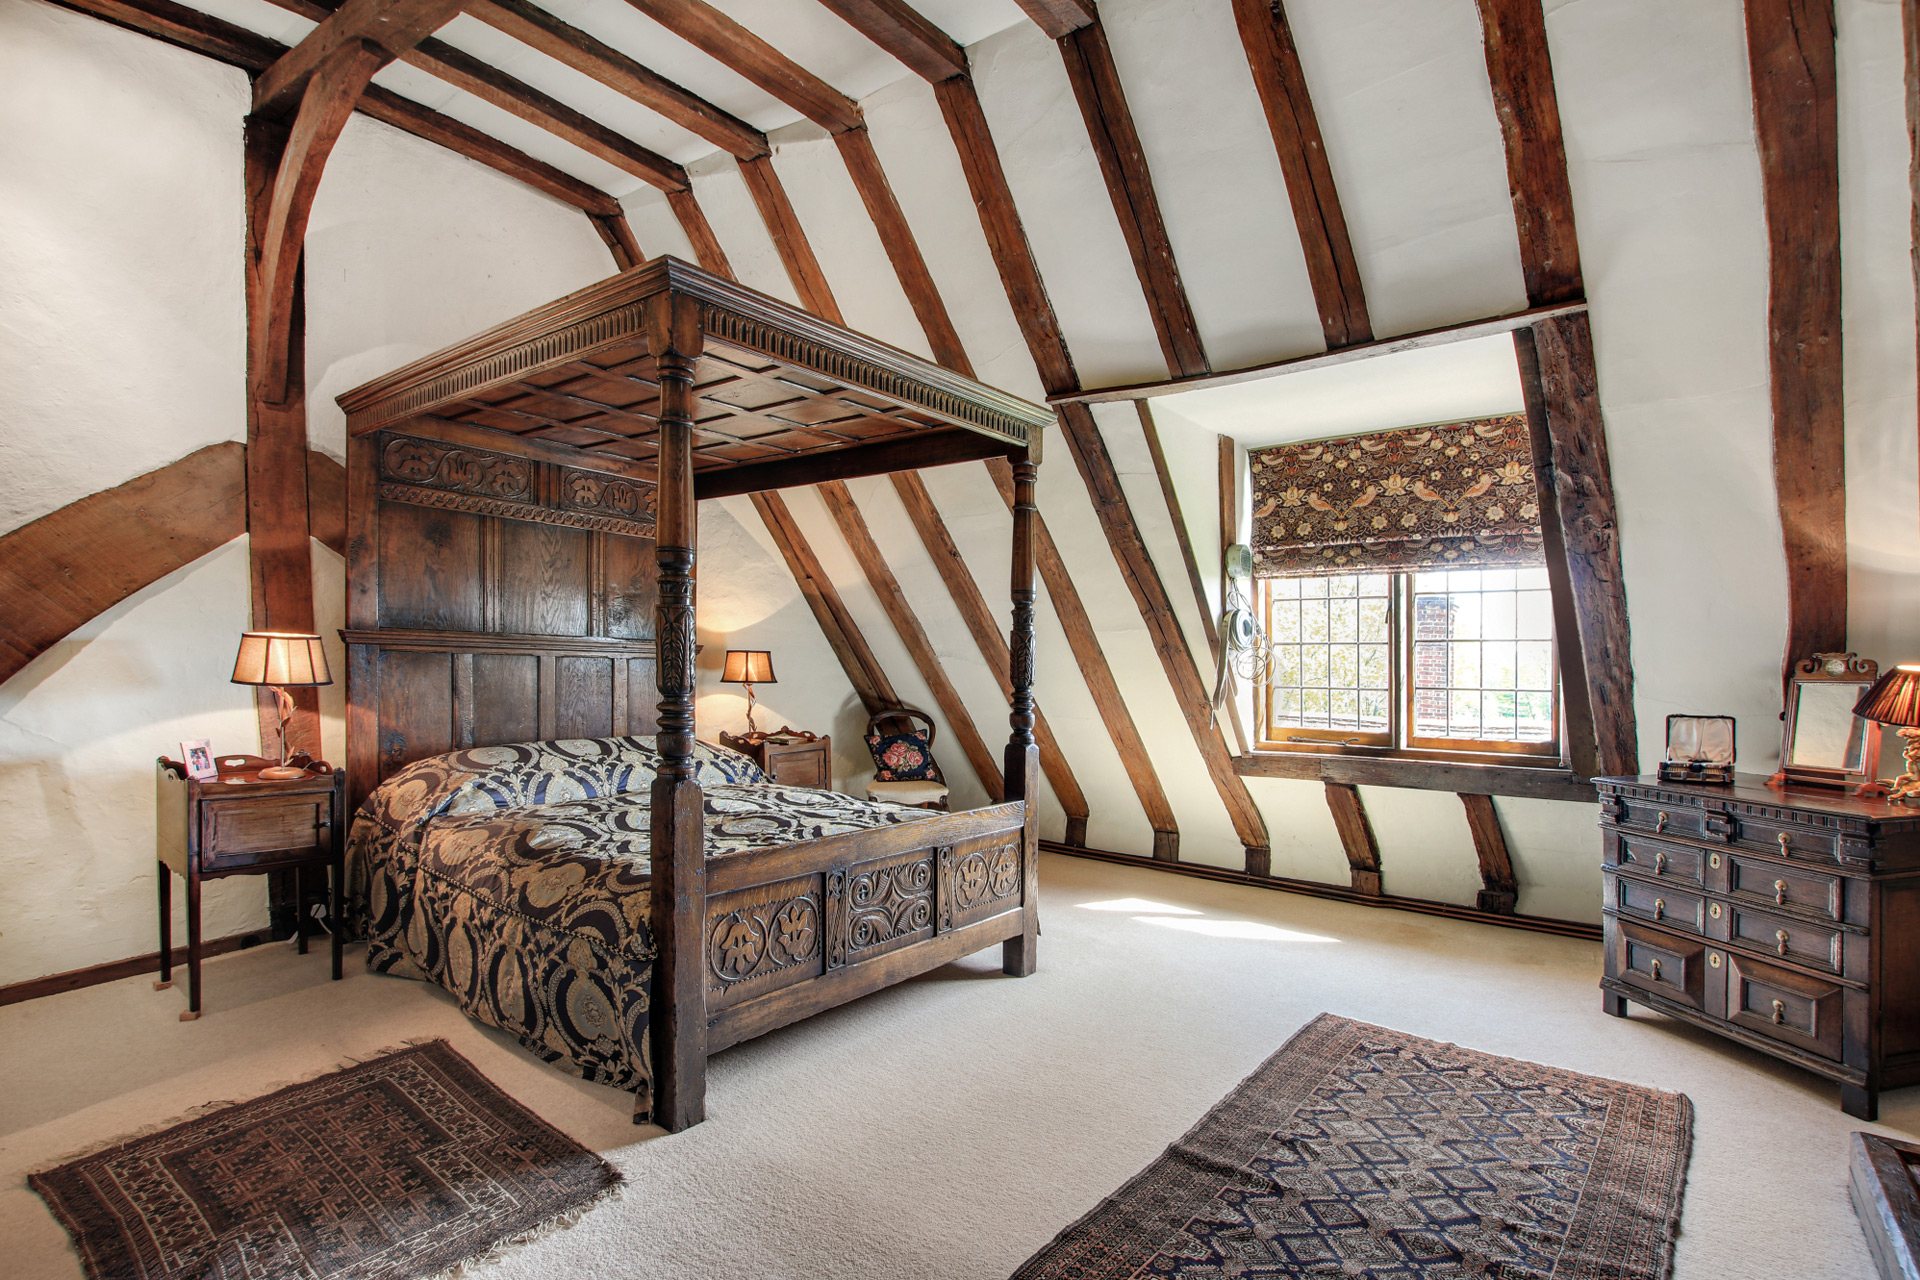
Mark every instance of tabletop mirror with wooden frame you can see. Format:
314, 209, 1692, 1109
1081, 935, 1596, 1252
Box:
1770, 652, 1881, 792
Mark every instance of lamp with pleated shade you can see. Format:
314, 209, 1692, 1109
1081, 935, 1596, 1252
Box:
721, 649, 775, 736
1854, 664, 1920, 801
231, 632, 332, 779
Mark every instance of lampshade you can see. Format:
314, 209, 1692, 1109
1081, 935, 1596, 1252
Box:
721, 650, 775, 685
231, 632, 332, 687
1854, 664, 1920, 727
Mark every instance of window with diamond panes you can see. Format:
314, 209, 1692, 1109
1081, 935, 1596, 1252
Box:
1256, 569, 1558, 759
1261, 574, 1393, 746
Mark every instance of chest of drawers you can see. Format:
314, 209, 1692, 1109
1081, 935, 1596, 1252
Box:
1598, 775, 1920, 1119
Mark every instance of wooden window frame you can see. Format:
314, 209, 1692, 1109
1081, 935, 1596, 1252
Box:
1255, 570, 1562, 766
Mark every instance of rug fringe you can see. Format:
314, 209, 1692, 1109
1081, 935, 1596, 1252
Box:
29, 1038, 452, 1175
415, 1177, 627, 1280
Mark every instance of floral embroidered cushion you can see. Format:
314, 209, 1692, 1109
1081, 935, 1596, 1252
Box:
865, 729, 943, 783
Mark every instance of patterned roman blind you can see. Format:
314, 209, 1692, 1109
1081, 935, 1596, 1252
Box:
1248, 414, 1545, 577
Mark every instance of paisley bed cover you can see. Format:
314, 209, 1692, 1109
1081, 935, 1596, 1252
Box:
348, 736, 935, 1100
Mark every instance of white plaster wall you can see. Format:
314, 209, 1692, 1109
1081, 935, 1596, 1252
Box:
303, 112, 616, 464
0, 542, 265, 986
0, 0, 247, 535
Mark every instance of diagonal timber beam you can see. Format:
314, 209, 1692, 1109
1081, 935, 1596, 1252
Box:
254, 0, 466, 118
1057, 403, 1270, 867
1742, 0, 1846, 673
1057, 18, 1208, 379
890, 472, 1091, 845
1015, 0, 1094, 40
817, 482, 1005, 801
1231, 0, 1370, 348
985, 458, 1179, 860
620, 0, 862, 134
469, 0, 769, 159
812, 0, 967, 83
739, 157, 844, 323
1459, 793, 1518, 914
1475, 0, 1583, 307
749, 492, 898, 714
1324, 783, 1382, 896
589, 210, 645, 270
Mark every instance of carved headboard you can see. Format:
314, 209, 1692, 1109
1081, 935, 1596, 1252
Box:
343, 420, 660, 808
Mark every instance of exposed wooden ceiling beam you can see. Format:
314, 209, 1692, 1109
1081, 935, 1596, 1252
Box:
0, 444, 247, 686
620, 0, 862, 134
1053, 300, 1587, 404
1459, 793, 1518, 915
1742, 0, 1846, 671
1323, 783, 1381, 896
1014, 0, 1094, 40
1475, 0, 1583, 307
44, 0, 279, 68
889, 471, 1091, 845
403, 35, 689, 190
835, 127, 973, 374
663, 189, 733, 276
934, 77, 1076, 395
739, 156, 844, 322
983, 457, 1180, 861
811, 0, 966, 83
357, 85, 621, 213
1057, 19, 1208, 378
255, 0, 467, 118
748, 491, 899, 714
1232, 0, 1370, 348
468, 0, 769, 159
817, 481, 1005, 801
588, 209, 644, 269
1056, 402, 1269, 867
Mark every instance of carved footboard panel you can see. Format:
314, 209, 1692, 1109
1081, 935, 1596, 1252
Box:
703, 802, 1032, 1053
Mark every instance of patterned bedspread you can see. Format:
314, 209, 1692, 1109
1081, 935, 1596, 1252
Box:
346, 736, 933, 1100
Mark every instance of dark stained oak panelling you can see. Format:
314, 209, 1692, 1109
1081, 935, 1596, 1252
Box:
495, 520, 591, 636
379, 649, 454, 772
556, 655, 616, 738
376, 504, 485, 631
472, 652, 540, 745
603, 533, 657, 640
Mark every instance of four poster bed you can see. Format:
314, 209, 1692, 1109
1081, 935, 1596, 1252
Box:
336, 256, 1052, 1131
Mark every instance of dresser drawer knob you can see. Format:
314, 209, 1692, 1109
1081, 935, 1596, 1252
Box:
1778, 832, 1792, 849
1772, 999, 1786, 1025
1649, 958, 1663, 981
316, 817, 332, 829
1774, 878, 1788, 905
1655, 811, 1670, 833
1776, 929, 1791, 956
1654, 850, 1668, 875
1653, 898, 1666, 920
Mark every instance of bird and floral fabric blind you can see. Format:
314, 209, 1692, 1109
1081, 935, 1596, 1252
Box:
1248, 414, 1545, 577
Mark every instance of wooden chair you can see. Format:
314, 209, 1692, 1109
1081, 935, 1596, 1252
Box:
863, 707, 950, 811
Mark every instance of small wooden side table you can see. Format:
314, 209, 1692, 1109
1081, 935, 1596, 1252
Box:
719, 729, 831, 790
156, 753, 345, 1020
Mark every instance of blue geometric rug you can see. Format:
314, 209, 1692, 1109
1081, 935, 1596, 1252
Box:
1012, 1014, 1691, 1279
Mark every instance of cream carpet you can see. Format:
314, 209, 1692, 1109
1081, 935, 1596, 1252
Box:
0, 852, 1898, 1278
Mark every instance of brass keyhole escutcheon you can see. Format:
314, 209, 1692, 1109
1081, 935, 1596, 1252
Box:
1656, 811, 1670, 833
1776, 929, 1791, 956
1774, 879, 1789, 905
1649, 958, 1663, 981
1653, 898, 1666, 920
1654, 850, 1668, 874
1778, 831, 1792, 849
1709, 903, 1722, 919
1772, 999, 1787, 1025
1709, 852, 1722, 870
1709, 951, 1722, 968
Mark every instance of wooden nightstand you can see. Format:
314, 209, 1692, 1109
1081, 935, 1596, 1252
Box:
156, 753, 345, 1020
719, 729, 831, 790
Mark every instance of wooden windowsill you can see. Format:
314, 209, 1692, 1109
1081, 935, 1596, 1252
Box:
1234, 750, 1598, 803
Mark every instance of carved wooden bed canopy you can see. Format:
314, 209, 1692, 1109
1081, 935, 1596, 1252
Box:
338, 255, 1054, 1130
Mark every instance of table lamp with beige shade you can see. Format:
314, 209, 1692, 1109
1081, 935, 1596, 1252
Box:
1854, 664, 1920, 801
721, 649, 775, 737
231, 632, 332, 779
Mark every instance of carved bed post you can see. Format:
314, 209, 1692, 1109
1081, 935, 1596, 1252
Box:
647, 291, 708, 1131
1002, 449, 1041, 978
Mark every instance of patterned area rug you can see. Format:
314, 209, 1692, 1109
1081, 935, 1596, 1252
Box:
30, 1041, 621, 1280
1013, 1014, 1691, 1280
